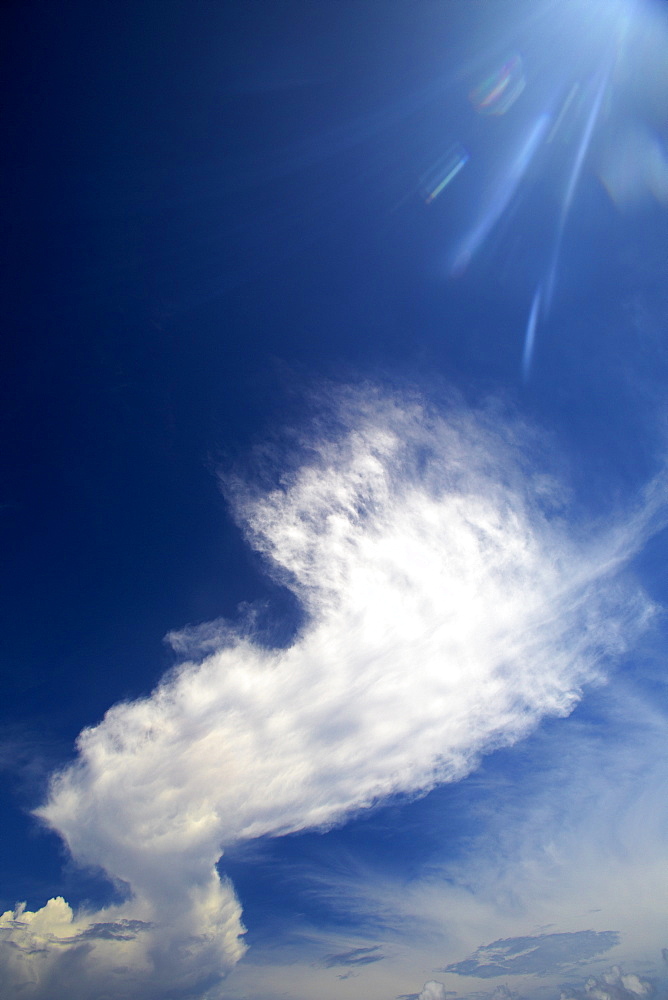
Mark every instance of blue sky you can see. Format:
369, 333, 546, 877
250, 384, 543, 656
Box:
2, 1, 668, 998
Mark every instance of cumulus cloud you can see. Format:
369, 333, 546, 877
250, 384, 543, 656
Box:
0, 887, 244, 1000
559, 965, 654, 999
397, 981, 452, 1000
418, 980, 450, 1000
4, 388, 659, 998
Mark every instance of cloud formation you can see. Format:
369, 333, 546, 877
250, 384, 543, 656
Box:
418, 981, 450, 1000
2, 388, 658, 997
444, 930, 620, 978
324, 945, 384, 968
559, 965, 654, 999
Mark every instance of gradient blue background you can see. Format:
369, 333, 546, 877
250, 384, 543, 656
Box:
2, 2, 668, 998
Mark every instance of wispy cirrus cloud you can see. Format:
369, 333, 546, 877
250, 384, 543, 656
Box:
1, 386, 661, 998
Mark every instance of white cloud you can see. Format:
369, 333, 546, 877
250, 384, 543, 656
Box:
5, 388, 659, 998
418, 980, 449, 1000
559, 965, 654, 999
0, 885, 245, 1000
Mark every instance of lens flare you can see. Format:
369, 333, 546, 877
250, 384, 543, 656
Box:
421, 144, 469, 204
469, 54, 526, 117
420, 0, 668, 378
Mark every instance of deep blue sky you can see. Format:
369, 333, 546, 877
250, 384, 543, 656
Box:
2, 3, 668, 999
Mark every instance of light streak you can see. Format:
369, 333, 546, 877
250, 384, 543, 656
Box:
451, 113, 551, 275
544, 68, 610, 314
425, 151, 469, 204
546, 82, 580, 144
522, 284, 542, 382
562, 72, 609, 219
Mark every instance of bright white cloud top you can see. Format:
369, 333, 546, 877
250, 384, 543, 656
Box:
1, 388, 660, 998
